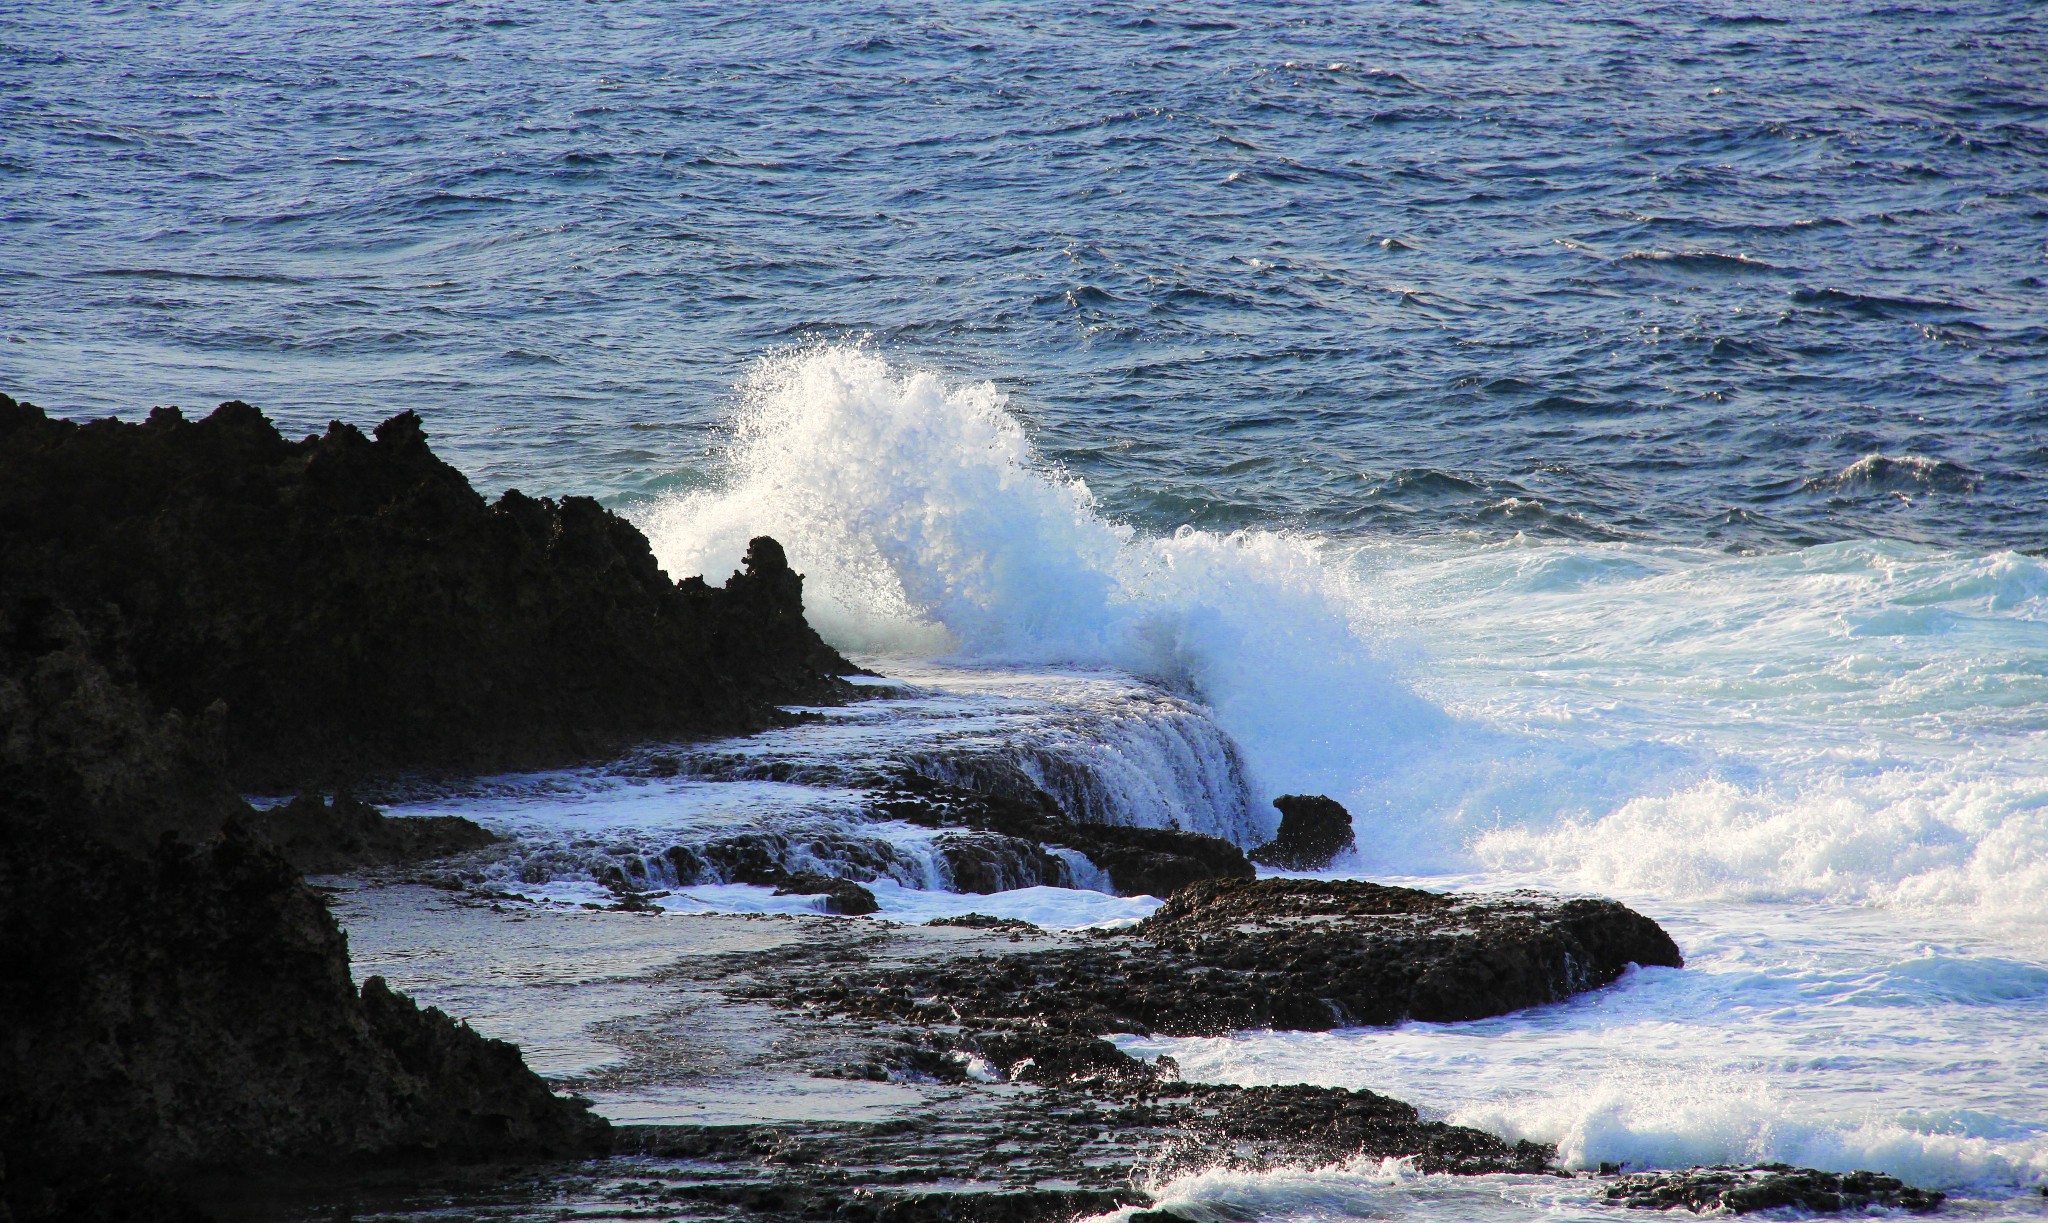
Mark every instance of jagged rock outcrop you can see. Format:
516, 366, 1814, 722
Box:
781, 877, 1684, 1036
0, 395, 859, 790
0, 396, 860, 1214
1249, 793, 1356, 869
0, 395, 857, 1209
0, 393, 880, 1217
0, 614, 606, 1220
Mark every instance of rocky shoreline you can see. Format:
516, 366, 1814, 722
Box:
777, 877, 1684, 1036
0, 394, 861, 789
0, 397, 859, 1218
0, 398, 1948, 1220
248, 889, 1947, 1222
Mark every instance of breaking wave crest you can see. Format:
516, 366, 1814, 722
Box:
642, 345, 2048, 929
640, 344, 1441, 809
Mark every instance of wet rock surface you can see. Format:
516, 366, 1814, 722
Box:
287, 900, 1553, 1221
779, 877, 1685, 1037
586, 1074, 1554, 1219
1249, 793, 1357, 869
0, 395, 859, 789
1603, 1164, 1946, 1214
232, 892, 1945, 1223
772, 871, 882, 916
870, 771, 1253, 897
241, 791, 498, 874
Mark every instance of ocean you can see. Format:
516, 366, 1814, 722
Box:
5, 0, 2047, 1217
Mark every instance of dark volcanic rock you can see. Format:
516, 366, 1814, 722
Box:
926, 913, 1044, 934
678, 920, 1559, 1213
1165, 1080, 1554, 1176
784, 877, 1684, 1036
773, 871, 882, 916
1604, 1164, 1945, 1214
1249, 793, 1356, 869
0, 484, 623, 1218
242, 791, 498, 874
0, 816, 608, 1211
649, 838, 890, 913
870, 771, 1253, 896
0, 395, 859, 789
944, 1023, 1548, 1177
935, 830, 1080, 894
659, 830, 923, 894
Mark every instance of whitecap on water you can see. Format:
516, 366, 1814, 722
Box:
453, 347, 2048, 1208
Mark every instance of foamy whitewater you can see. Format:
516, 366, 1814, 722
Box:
14, 2, 2046, 1213
618, 347, 2046, 1217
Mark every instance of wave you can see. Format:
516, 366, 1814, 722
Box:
1085, 1152, 2041, 1223
1458, 1080, 2048, 1192
639, 345, 1443, 807
1619, 250, 1787, 275
1474, 771, 2048, 919
1374, 538, 2048, 926
1791, 286, 1966, 318
1084, 1158, 1567, 1223
641, 346, 2048, 925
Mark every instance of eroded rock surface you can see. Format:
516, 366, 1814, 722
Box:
0, 395, 859, 789
1249, 793, 1357, 869
1604, 1164, 1946, 1214
784, 877, 1685, 1036
869, 771, 1254, 897
0, 397, 882, 1218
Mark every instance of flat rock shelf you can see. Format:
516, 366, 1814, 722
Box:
197, 879, 1937, 1222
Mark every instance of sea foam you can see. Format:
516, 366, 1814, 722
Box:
640, 344, 1441, 813
642, 345, 2048, 929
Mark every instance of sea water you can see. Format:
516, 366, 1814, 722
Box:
633, 347, 2048, 1215
6, 1, 2046, 1216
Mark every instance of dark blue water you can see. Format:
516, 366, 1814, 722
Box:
3, 0, 2045, 549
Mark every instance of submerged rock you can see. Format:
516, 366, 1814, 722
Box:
0, 396, 860, 790
1249, 793, 1356, 869
785, 877, 1684, 1036
1603, 1164, 1945, 1215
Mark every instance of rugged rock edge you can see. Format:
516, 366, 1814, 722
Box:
1604, 1164, 1946, 1215
781, 877, 1687, 1036
0, 394, 860, 790
0, 396, 866, 1220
